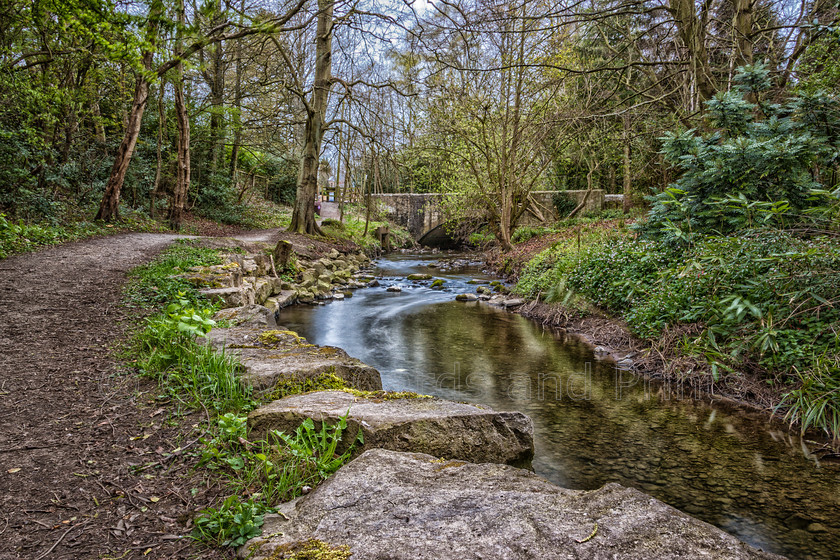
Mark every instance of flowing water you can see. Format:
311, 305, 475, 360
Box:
279, 253, 840, 560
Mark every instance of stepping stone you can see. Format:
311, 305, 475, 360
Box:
248, 390, 534, 468
206, 327, 381, 392
240, 449, 782, 560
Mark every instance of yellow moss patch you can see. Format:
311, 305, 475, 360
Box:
259, 329, 306, 345
265, 372, 349, 401
341, 388, 432, 402
433, 460, 468, 472
267, 539, 352, 560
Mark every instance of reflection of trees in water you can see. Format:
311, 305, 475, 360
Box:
288, 287, 840, 560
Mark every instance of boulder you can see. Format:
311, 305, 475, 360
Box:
252, 278, 273, 304
265, 290, 296, 310
206, 327, 381, 392
455, 293, 478, 302
503, 298, 526, 308
247, 391, 534, 468
407, 273, 432, 281
199, 286, 255, 308
240, 449, 783, 560
386, 285, 402, 292
213, 305, 276, 328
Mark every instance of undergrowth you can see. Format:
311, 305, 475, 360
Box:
514, 228, 840, 442
320, 205, 413, 251
124, 242, 360, 550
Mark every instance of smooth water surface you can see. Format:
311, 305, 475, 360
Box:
279, 254, 840, 560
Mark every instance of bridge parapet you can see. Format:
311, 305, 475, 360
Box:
370, 193, 446, 241
371, 189, 609, 245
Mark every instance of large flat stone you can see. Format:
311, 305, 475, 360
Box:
213, 305, 276, 328
248, 390, 534, 468
206, 327, 381, 392
240, 449, 783, 560
199, 286, 255, 308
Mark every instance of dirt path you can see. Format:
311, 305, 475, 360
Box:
0, 233, 241, 559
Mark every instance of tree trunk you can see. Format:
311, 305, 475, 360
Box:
229, 0, 244, 180
623, 114, 632, 214
95, 0, 162, 222
288, 0, 333, 235
669, 0, 716, 103
209, 38, 225, 173
733, 0, 754, 68
169, 0, 190, 230
150, 80, 166, 219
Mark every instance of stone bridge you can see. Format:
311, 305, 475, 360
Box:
370, 190, 609, 246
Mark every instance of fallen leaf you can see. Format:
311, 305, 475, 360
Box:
7, 468, 21, 474
149, 497, 160, 503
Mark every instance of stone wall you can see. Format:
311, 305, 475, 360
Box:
370, 193, 446, 239
372, 189, 608, 239
604, 194, 625, 210
518, 189, 605, 226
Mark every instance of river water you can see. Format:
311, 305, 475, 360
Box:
279, 253, 840, 560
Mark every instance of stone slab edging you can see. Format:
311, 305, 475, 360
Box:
247, 390, 535, 468
240, 448, 784, 560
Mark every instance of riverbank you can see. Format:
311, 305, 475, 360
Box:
481, 219, 840, 450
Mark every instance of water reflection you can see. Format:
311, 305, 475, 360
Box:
279, 254, 840, 560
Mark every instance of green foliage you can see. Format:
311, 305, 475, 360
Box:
273, 415, 362, 480
262, 155, 299, 205
551, 191, 578, 218
0, 211, 166, 260
126, 243, 253, 413
199, 413, 361, 530
124, 241, 222, 307
319, 208, 413, 251
135, 294, 253, 413
779, 355, 840, 443
642, 64, 840, 240
512, 226, 554, 244
516, 228, 840, 438
192, 496, 270, 548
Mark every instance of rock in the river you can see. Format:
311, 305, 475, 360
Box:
248, 390, 534, 468
503, 298, 526, 308
386, 285, 402, 292
240, 449, 782, 560
206, 327, 381, 392
455, 293, 478, 302
406, 273, 433, 281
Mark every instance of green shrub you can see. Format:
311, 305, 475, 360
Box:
192, 496, 270, 548
552, 191, 577, 218
641, 64, 840, 240
512, 226, 554, 244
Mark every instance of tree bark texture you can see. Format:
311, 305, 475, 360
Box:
288, 0, 333, 235
95, 0, 162, 222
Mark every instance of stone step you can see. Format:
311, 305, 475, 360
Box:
248, 390, 534, 468
240, 449, 784, 560
206, 327, 381, 392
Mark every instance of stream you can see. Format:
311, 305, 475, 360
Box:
279, 253, 840, 560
